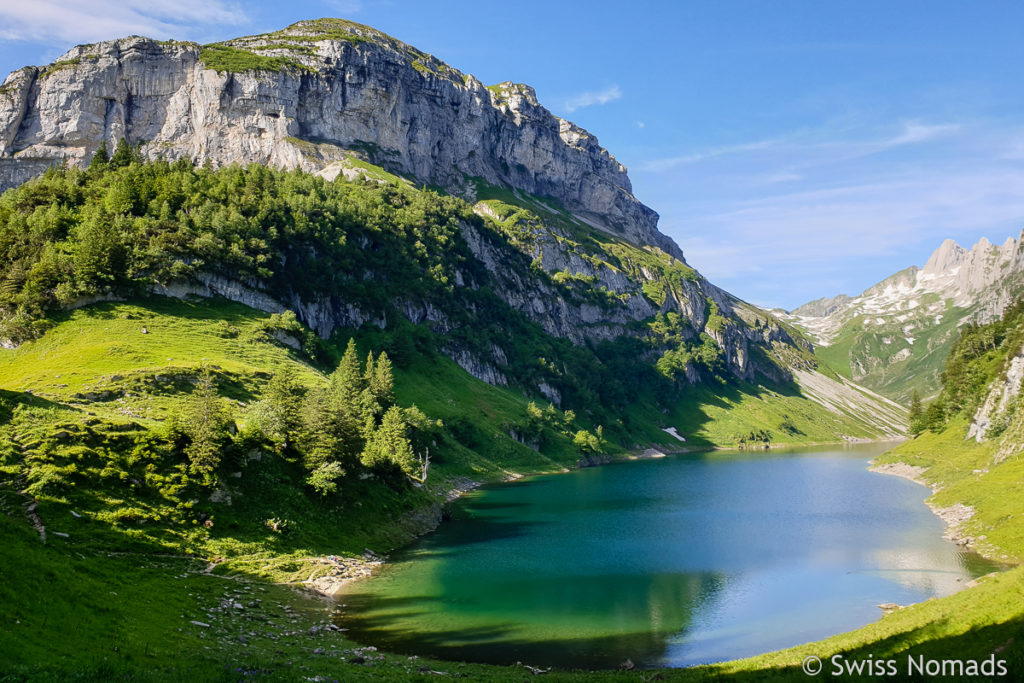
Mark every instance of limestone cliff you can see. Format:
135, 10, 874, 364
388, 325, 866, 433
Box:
0, 18, 798, 383
0, 18, 895, 416
0, 19, 676, 257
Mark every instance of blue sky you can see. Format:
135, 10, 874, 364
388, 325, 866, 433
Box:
2, 1, 1023, 310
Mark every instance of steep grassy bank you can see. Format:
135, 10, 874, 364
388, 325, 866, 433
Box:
811, 300, 966, 405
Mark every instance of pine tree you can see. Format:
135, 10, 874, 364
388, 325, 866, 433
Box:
299, 386, 342, 470
364, 351, 375, 387
330, 339, 364, 399
908, 390, 924, 436
89, 141, 109, 170
329, 339, 367, 455
361, 406, 415, 475
262, 365, 304, 448
360, 351, 382, 421
370, 351, 396, 410
110, 138, 134, 168
182, 368, 231, 480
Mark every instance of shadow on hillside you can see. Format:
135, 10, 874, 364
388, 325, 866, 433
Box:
0, 388, 83, 424
802, 614, 1024, 683
665, 370, 812, 450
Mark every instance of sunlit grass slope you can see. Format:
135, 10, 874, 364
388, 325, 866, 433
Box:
0, 295, 925, 681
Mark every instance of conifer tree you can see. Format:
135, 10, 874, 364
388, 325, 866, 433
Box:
182, 368, 231, 480
361, 406, 415, 475
329, 339, 368, 455
299, 386, 342, 470
89, 141, 109, 170
330, 339, 364, 400
360, 350, 382, 421
364, 351, 375, 387
110, 138, 134, 168
908, 390, 925, 436
262, 365, 304, 448
371, 351, 396, 411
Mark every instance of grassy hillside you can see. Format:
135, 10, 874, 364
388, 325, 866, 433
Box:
0, 293, 911, 677
757, 301, 1024, 678
0, 153, 910, 679
811, 300, 966, 406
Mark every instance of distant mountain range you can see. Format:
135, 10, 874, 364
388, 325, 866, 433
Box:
781, 232, 1024, 403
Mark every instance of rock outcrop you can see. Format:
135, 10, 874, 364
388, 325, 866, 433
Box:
0, 19, 678, 258
968, 350, 1024, 444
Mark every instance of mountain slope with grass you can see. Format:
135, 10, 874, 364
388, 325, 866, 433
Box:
0, 292, 1018, 681
680, 294, 1024, 682
0, 155, 906, 680
783, 233, 1024, 405
0, 17, 913, 680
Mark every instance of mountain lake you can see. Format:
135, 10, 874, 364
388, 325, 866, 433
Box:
334, 443, 999, 668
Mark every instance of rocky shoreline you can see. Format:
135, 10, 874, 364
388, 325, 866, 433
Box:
301, 476, 484, 598
869, 461, 977, 549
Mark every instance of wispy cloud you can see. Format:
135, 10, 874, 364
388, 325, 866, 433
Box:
563, 84, 622, 113
762, 171, 803, 184
0, 0, 248, 45
639, 120, 961, 174
886, 121, 961, 145
634, 119, 1024, 309
638, 138, 782, 172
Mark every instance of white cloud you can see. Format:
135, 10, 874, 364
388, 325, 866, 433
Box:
886, 121, 961, 145
0, 0, 248, 45
635, 121, 645, 128
563, 84, 622, 113
670, 168, 1024, 308
639, 120, 962, 175
638, 138, 782, 172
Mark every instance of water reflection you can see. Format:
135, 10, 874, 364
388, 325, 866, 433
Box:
336, 444, 998, 668
339, 568, 728, 667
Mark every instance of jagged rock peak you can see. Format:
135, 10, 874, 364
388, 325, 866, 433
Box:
0, 18, 680, 257
922, 238, 968, 274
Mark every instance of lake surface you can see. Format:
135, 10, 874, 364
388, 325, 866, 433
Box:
335, 444, 998, 668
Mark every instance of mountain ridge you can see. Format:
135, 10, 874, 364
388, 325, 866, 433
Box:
0, 17, 809, 393
783, 231, 1024, 403
0, 18, 680, 258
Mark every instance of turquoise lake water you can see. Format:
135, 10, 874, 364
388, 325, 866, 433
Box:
335, 443, 997, 668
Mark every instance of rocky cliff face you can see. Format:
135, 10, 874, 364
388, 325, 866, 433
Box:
0, 18, 891, 414
783, 232, 1024, 403
0, 19, 801, 383
0, 19, 677, 258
